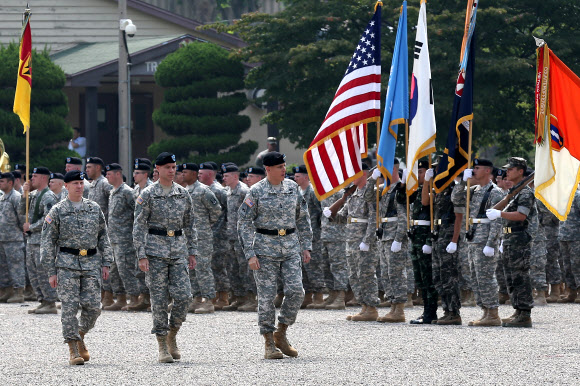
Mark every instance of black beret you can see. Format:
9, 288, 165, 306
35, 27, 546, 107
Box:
361, 163, 370, 171
134, 158, 152, 166
155, 152, 176, 166
32, 167, 51, 175
208, 161, 219, 171
11, 171, 22, 179
66, 157, 83, 165
418, 160, 429, 169
0, 172, 14, 181
495, 169, 506, 177
50, 173, 65, 180
262, 152, 286, 167
473, 158, 493, 168
199, 162, 215, 171
182, 163, 199, 171
105, 163, 122, 172
176, 164, 183, 172
221, 163, 239, 173
86, 157, 105, 167
293, 165, 308, 174
394, 157, 400, 165
64, 170, 86, 183
134, 162, 150, 171
247, 166, 265, 176
239, 172, 247, 179
14, 164, 26, 171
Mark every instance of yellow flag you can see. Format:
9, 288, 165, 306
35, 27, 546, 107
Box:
13, 12, 32, 134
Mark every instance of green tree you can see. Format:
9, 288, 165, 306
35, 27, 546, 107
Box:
0, 43, 75, 173
149, 41, 256, 165
209, 0, 580, 164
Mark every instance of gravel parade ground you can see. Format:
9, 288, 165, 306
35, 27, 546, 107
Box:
0, 301, 578, 385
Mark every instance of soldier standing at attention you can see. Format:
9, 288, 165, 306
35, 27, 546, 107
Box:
246, 167, 266, 187
49, 173, 66, 202
237, 152, 312, 359
133, 152, 197, 363
20, 167, 59, 314
41, 170, 113, 365
64, 157, 90, 198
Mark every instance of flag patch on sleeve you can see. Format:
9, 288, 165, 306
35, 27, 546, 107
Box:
45, 215, 53, 224
244, 198, 254, 208
136, 196, 144, 205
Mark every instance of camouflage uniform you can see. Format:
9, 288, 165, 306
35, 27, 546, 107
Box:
134, 180, 153, 294
528, 203, 548, 292
225, 181, 255, 297
0, 189, 26, 288
133, 182, 196, 336
209, 181, 230, 293
237, 178, 312, 335
557, 188, 580, 291
320, 194, 348, 291
335, 185, 379, 307
363, 180, 408, 303
19, 187, 59, 303
186, 181, 221, 299
451, 180, 503, 308
537, 201, 562, 284
108, 183, 139, 296
300, 184, 325, 293
40, 198, 113, 342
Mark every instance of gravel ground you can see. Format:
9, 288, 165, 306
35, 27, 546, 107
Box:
0, 301, 578, 385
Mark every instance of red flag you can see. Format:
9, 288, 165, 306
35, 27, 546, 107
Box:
13, 11, 32, 133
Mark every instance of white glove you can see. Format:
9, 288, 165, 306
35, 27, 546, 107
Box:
463, 169, 473, 181
402, 168, 409, 183
390, 241, 402, 253
499, 240, 504, 254
372, 168, 382, 180
323, 207, 332, 218
422, 245, 432, 254
425, 168, 434, 182
446, 242, 457, 254
359, 242, 370, 252
483, 246, 495, 257
486, 209, 501, 220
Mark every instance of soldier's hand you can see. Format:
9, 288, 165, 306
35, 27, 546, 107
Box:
390, 240, 402, 253
446, 242, 458, 254
188, 255, 197, 270
49, 275, 57, 288
22, 181, 30, 193
139, 258, 149, 272
323, 207, 332, 218
102, 266, 110, 281
422, 244, 432, 254
248, 256, 260, 270
463, 169, 473, 181
23, 223, 30, 232
302, 250, 311, 264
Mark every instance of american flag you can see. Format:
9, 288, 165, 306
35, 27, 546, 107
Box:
304, 4, 381, 200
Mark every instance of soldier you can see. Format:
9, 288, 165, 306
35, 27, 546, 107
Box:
104, 163, 140, 311
133, 159, 153, 195
486, 157, 535, 328
246, 166, 266, 187
556, 185, 580, 303
49, 173, 66, 201
20, 167, 59, 314
0, 172, 26, 303
133, 152, 196, 363
41, 170, 113, 365
364, 159, 409, 322
221, 163, 258, 312
199, 162, 230, 309
174, 164, 185, 186
238, 151, 312, 359
12, 168, 24, 194
324, 163, 379, 322
64, 157, 89, 198
452, 159, 503, 326
183, 162, 221, 314
255, 137, 278, 168
537, 201, 563, 302
293, 165, 326, 309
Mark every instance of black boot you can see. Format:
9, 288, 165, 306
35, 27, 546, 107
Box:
410, 292, 430, 324
423, 299, 438, 325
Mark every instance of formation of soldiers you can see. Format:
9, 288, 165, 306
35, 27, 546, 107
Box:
0, 150, 579, 365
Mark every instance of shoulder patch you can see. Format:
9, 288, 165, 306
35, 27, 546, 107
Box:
136, 196, 144, 205
244, 197, 254, 208
45, 215, 53, 224
210, 196, 218, 206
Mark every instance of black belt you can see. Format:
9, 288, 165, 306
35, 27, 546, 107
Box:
503, 226, 527, 234
149, 228, 183, 237
256, 228, 295, 236
60, 247, 97, 256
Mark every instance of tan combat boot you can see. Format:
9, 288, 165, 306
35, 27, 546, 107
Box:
404, 293, 414, 308
557, 288, 577, 303
301, 292, 313, 309
195, 299, 215, 314
306, 292, 325, 309
0, 288, 6, 301
101, 291, 114, 308
188, 296, 203, 313
156, 335, 174, 363
238, 294, 258, 312
502, 310, 532, 328
471, 307, 501, 327
7, 288, 24, 303
351, 305, 378, 321
546, 284, 561, 303
346, 304, 366, 321
166, 327, 181, 360
223, 295, 245, 311
122, 295, 140, 311
35, 301, 58, 314
437, 311, 462, 325
274, 293, 284, 308
77, 331, 90, 362
377, 302, 406, 323
501, 309, 520, 324
273, 323, 298, 357
534, 290, 548, 306
468, 308, 488, 326
0, 287, 13, 303
461, 290, 476, 307
344, 290, 355, 306
68, 341, 85, 365
263, 333, 283, 359
104, 293, 127, 311
214, 291, 229, 310
127, 293, 150, 311
325, 290, 346, 310
498, 291, 510, 305
23, 285, 36, 301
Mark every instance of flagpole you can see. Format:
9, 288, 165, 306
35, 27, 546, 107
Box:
376, 121, 381, 231
465, 120, 473, 231
25, 128, 29, 219
405, 120, 410, 231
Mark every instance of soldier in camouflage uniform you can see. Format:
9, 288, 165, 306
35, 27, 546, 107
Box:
64, 157, 90, 199
49, 173, 66, 202
133, 152, 196, 363
452, 159, 503, 326
556, 184, 580, 304
326, 163, 379, 322
294, 165, 326, 309
238, 152, 312, 360
0, 173, 26, 303
222, 163, 257, 312
104, 163, 140, 311
41, 170, 113, 365
486, 157, 535, 327
364, 160, 408, 322
199, 162, 230, 309
526, 192, 548, 306
537, 200, 563, 302
85, 157, 117, 307
20, 167, 59, 314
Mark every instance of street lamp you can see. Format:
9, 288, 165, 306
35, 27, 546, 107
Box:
118, 11, 136, 182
